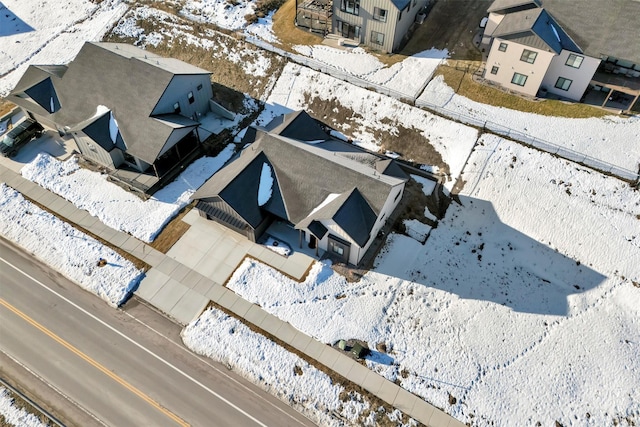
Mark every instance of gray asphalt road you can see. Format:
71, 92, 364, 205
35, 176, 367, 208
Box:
0, 238, 316, 427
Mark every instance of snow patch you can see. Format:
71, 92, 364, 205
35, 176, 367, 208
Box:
257, 162, 273, 206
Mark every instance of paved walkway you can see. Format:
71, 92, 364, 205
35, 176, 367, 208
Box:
0, 162, 465, 427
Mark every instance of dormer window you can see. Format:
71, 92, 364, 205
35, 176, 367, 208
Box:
173, 102, 181, 113
188, 91, 195, 104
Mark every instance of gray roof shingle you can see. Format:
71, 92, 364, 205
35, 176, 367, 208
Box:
193, 114, 407, 246
8, 42, 211, 164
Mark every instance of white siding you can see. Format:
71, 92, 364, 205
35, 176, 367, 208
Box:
305, 181, 405, 265
151, 74, 212, 120
541, 50, 600, 101
484, 38, 554, 97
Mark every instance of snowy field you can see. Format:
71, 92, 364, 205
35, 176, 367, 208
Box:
0, 0, 127, 97
0, 387, 47, 427
20, 146, 235, 242
225, 134, 640, 426
421, 75, 640, 173
0, 184, 142, 306
1, 1, 638, 425
183, 307, 416, 427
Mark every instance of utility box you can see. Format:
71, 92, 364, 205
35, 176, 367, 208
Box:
351, 343, 368, 359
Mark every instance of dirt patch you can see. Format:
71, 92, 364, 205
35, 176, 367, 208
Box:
302, 94, 451, 176
401, 0, 492, 60
0, 99, 16, 118
377, 118, 450, 176
104, 12, 287, 100
148, 203, 193, 253
271, 0, 324, 49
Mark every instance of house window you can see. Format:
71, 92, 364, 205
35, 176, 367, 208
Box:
373, 7, 387, 22
511, 72, 527, 86
413, 0, 416, 6
555, 77, 572, 91
337, 21, 360, 39
187, 91, 195, 104
490, 65, 499, 74
331, 244, 344, 256
394, 189, 402, 201
520, 49, 538, 64
398, 11, 402, 20
123, 152, 137, 166
371, 31, 384, 46
340, 0, 359, 15
565, 53, 584, 68
197, 83, 203, 91
498, 42, 508, 52
173, 102, 181, 113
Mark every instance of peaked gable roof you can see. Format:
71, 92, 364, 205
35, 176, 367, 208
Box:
493, 8, 578, 54
265, 110, 330, 142
8, 42, 211, 164
193, 112, 407, 246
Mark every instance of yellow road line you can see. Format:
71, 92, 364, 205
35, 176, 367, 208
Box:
0, 298, 189, 427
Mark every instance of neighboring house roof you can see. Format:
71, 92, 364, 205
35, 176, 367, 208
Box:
8, 42, 211, 164
487, 0, 640, 63
390, 0, 411, 11
492, 8, 578, 54
193, 113, 406, 246
488, 0, 540, 14
541, 0, 640, 63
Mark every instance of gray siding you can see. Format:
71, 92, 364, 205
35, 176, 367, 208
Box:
333, 0, 426, 52
73, 131, 123, 169
151, 74, 212, 121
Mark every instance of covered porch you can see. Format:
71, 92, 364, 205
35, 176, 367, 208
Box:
109, 130, 202, 196
261, 220, 325, 260
587, 65, 640, 113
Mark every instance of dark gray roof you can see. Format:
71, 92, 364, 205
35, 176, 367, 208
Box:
193, 117, 406, 246
308, 220, 328, 239
488, 0, 540, 14
82, 112, 126, 151
265, 110, 329, 142
493, 8, 578, 54
332, 189, 378, 247
541, 0, 640, 63
24, 77, 60, 113
34, 65, 68, 79
391, 0, 411, 11
8, 42, 211, 164
376, 159, 408, 180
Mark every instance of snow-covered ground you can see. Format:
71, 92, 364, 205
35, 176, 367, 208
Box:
224, 134, 640, 426
183, 307, 415, 426
0, 0, 127, 97
0, 387, 47, 427
1, 1, 638, 425
259, 62, 479, 188
0, 184, 142, 306
421, 75, 640, 173
20, 147, 235, 243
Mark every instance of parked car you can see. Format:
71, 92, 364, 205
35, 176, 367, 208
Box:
0, 118, 44, 157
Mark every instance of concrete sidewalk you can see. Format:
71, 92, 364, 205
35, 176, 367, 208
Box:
1, 163, 465, 427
